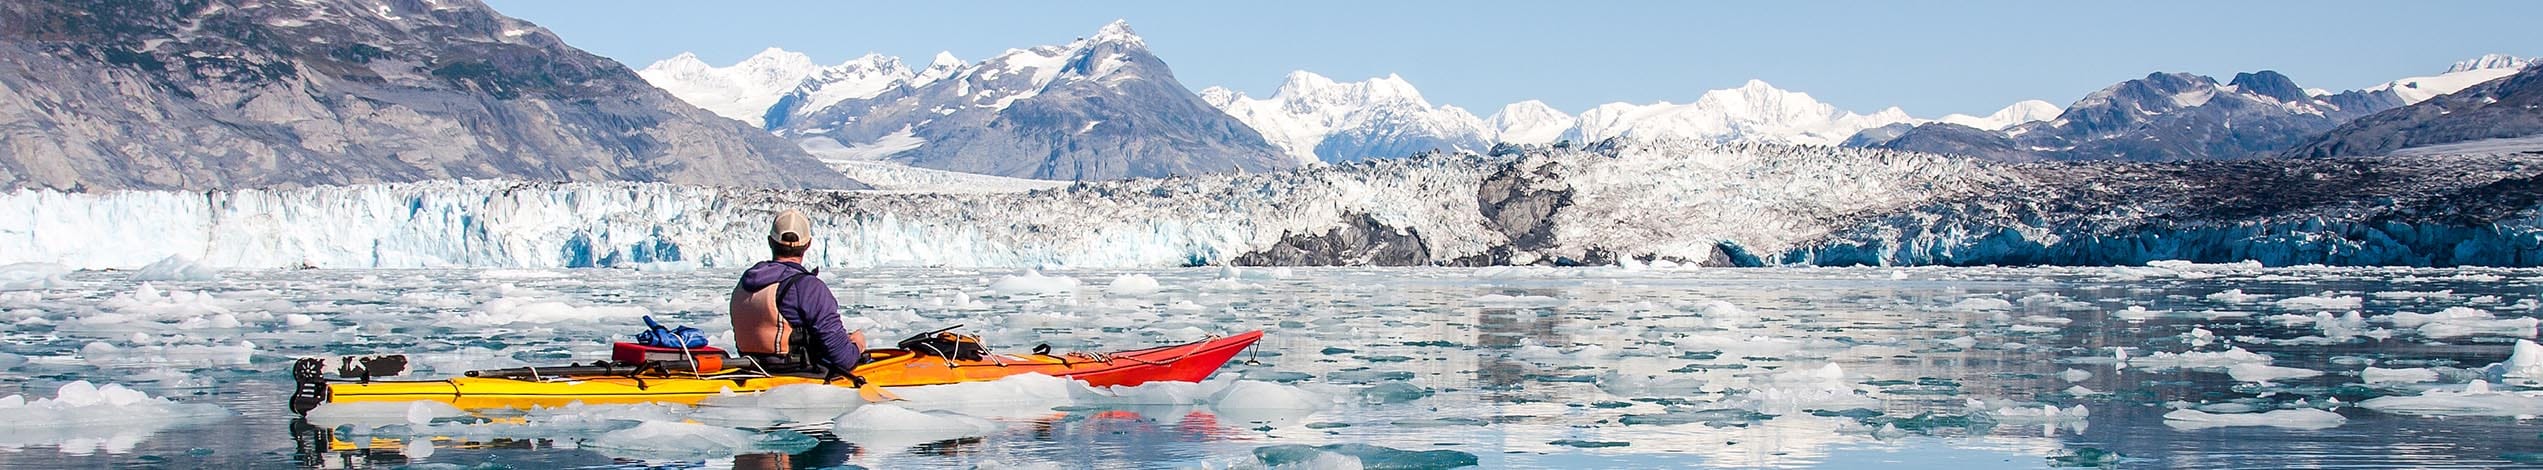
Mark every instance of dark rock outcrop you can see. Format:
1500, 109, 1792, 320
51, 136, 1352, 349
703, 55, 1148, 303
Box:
1232, 213, 1433, 266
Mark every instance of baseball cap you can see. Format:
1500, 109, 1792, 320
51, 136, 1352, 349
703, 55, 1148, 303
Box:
769, 209, 812, 247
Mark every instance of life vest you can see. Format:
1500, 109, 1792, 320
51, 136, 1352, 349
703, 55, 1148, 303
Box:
730, 269, 815, 359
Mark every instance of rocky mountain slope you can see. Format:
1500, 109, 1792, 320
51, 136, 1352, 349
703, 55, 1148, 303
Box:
0, 0, 862, 191
650, 21, 1292, 181
2286, 62, 2543, 157
1853, 57, 2534, 162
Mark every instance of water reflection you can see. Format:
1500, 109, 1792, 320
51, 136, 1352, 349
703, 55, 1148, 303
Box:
0, 266, 2538, 468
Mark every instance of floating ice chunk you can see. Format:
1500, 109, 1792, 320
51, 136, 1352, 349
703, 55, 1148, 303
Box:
2147, 260, 2262, 274
131, 255, 220, 282
2275, 294, 2363, 311
1597, 371, 1707, 397
2372, 289, 2456, 301
2111, 306, 2164, 321
1733, 363, 1878, 414
0, 263, 71, 291
1105, 274, 1163, 296
1076, 376, 1229, 406
1472, 294, 1565, 306
2285, 311, 2374, 341
2387, 307, 2538, 339
79, 339, 255, 366
586, 421, 810, 460
1255, 443, 1479, 470
1200, 278, 1262, 291
887, 373, 1075, 416
2206, 289, 2266, 304
2485, 339, 2543, 382
2363, 367, 2441, 384
81, 283, 239, 327
688, 404, 792, 428
698, 384, 868, 424
990, 270, 1081, 296
1469, 266, 1573, 279
0, 381, 230, 455
2162, 408, 2346, 430
1211, 380, 1328, 411
2129, 347, 2273, 370
2060, 368, 2093, 382
1991, 403, 2090, 422
829, 404, 1000, 449
2226, 363, 2322, 383
2358, 380, 2543, 417
305, 400, 466, 429
1688, 300, 1757, 328
452, 297, 649, 325
2182, 328, 2217, 348
1950, 297, 2012, 311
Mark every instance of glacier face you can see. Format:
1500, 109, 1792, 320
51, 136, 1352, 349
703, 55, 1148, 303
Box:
6, 142, 2539, 270
1790, 156, 2543, 267
0, 157, 1499, 270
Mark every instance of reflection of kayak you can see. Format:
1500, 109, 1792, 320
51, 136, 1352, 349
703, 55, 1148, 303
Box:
290, 331, 1263, 413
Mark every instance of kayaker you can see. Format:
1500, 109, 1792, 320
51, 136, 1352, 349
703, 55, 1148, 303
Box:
730, 209, 867, 378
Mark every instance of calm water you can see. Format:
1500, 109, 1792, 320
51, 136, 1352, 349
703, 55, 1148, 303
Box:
0, 264, 2537, 469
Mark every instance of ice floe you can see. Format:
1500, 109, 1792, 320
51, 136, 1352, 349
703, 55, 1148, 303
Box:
2162, 408, 2346, 430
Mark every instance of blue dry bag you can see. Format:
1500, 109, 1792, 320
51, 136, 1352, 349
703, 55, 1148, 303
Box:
636, 316, 710, 349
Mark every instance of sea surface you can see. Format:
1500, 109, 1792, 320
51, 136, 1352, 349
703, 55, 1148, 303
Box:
0, 264, 2538, 469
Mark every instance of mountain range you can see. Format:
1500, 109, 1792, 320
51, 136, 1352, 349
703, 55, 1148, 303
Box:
650, 20, 2534, 168
0, 0, 861, 191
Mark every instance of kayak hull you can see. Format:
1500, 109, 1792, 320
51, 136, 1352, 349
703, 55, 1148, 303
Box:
304, 331, 1262, 412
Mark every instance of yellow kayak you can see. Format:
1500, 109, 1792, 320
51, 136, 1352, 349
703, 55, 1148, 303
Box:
291, 331, 1264, 413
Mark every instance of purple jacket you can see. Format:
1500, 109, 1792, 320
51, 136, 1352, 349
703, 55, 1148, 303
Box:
737, 261, 860, 371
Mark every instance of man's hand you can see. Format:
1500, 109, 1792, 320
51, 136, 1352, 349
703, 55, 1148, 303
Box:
849, 330, 868, 349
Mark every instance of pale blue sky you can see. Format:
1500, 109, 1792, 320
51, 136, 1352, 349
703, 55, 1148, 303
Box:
486, 0, 2542, 117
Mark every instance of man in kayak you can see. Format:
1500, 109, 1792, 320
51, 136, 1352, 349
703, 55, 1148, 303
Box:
730, 209, 867, 379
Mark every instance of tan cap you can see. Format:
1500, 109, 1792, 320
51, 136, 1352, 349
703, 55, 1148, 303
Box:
769, 209, 812, 248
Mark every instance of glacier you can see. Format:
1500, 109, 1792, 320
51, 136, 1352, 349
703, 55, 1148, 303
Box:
3, 140, 2540, 270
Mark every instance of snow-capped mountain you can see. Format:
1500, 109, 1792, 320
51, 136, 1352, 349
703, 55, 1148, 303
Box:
2361, 53, 2535, 105
1937, 100, 2064, 131
2289, 59, 2543, 157
776, 21, 1291, 180
1203, 72, 1494, 165
759, 53, 921, 128
0, 0, 861, 191
637, 48, 823, 127
1566, 80, 1921, 147
1488, 101, 1579, 146
1857, 70, 2406, 161
1201, 75, 2056, 164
